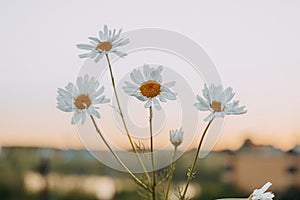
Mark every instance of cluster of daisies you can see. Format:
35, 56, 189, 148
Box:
57, 25, 247, 146
56, 25, 274, 200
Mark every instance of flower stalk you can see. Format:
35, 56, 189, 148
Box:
149, 106, 157, 200
105, 54, 151, 184
90, 115, 149, 191
164, 146, 177, 200
181, 118, 214, 199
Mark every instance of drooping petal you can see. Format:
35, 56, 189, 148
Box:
80, 111, 86, 124
134, 92, 148, 101
71, 111, 81, 124
144, 99, 152, 108
88, 106, 101, 119
94, 52, 104, 63
204, 112, 215, 122
153, 98, 161, 110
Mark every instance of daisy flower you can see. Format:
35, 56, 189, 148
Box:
250, 182, 275, 200
170, 128, 184, 147
57, 75, 110, 124
77, 25, 129, 63
122, 64, 177, 110
194, 84, 247, 121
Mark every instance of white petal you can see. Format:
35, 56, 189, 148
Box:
94, 52, 104, 63
130, 69, 144, 85
158, 94, 167, 102
202, 84, 211, 102
80, 112, 86, 124
76, 76, 84, 93
123, 85, 138, 95
144, 99, 152, 108
196, 95, 210, 108
153, 98, 161, 110
103, 25, 108, 38
112, 50, 127, 58
124, 81, 137, 88
71, 111, 81, 124
204, 112, 215, 122
90, 51, 98, 59
210, 84, 223, 101
77, 44, 95, 50
150, 65, 163, 82
57, 88, 72, 100
164, 81, 176, 87
114, 38, 129, 47
160, 89, 176, 100
143, 64, 151, 80
135, 93, 147, 101
88, 37, 100, 43
99, 30, 105, 41
194, 103, 210, 111
220, 87, 235, 105
88, 107, 101, 118
94, 95, 110, 104
95, 86, 105, 96
112, 28, 122, 41
79, 52, 91, 58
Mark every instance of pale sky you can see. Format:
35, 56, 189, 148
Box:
0, 0, 299, 151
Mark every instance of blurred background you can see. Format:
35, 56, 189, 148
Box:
0, 0, 300, 199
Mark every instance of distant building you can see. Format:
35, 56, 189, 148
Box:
221, 139, 300, 193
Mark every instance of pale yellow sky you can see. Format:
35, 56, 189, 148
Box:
0, 0, 299, 151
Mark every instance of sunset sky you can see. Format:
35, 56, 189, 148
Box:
0, 1, 299, 151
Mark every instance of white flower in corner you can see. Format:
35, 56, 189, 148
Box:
194, 84, 247, 121
122, 64, 177, 110
250, 182, 275, 200
77, 25, 129, 62
170, 128, 183, 147
57, 75, 110, 124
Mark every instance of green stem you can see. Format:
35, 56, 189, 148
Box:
165, 146, 177, 200
90, 115, 149, 191
149, 106, 156, 200
181, 118, 214, 199
105, 54, 151, 184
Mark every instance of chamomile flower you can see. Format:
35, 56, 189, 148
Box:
194, 84, 247, 121
77, 25, 129, 63
170, 128, 184, 147
122, 64, 177, 110
57, 75, 110, 124
250, 182, 275, 200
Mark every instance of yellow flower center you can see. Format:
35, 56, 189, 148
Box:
96, 41, 113, 51
74, 94, 91, 109
140, 80, 161, 98
210, 100, 222, 112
